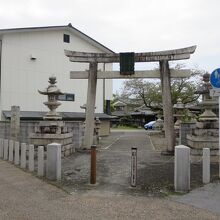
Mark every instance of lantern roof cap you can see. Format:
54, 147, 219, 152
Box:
38, 76, 63, 95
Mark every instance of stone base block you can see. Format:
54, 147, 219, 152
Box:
187, 134, 218, 149
196, 121, 219, 129
190, 148, 219, 163
191, 155, 219, 163
191, 148, 219, 156
62, 144, 75, 157
193, 129, 218, 137
29, 132, 74, 157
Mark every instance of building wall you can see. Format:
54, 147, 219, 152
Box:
0, 29, 113, 114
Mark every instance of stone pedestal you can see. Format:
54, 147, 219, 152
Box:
187, 121, 219, 160
29, 121, 74, 157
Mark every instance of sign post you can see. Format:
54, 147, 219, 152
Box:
131, 147, 137, 187
210, 68, 220, 178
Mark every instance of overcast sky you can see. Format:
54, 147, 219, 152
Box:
0, 0, 219, 92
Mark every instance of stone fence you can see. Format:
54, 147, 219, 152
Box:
0, 121, 84, 149
0, 138, 61, 181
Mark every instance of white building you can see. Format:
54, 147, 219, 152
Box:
0, 23, 113, 116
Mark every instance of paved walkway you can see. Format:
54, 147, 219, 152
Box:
62, 130, 174, 195
62, 130, 218, 195
171, 181, 220, 215
0, 160, 219, 220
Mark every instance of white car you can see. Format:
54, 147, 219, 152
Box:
144, 121, 156, 130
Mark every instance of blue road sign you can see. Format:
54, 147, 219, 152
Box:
210, 68, 220, 88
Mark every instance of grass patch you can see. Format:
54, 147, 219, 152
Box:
111, 125, 143, 130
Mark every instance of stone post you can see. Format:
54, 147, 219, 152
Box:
10, 106, 20, 141
20, 143, 26, 169
8, 140, 14, 162
3, 139, 9, 160
174, 145, 190, 192
0, 138, 3, 158
203, 148, 210, 184
28, 144, 35, 172
46, 143, 61, 181
38, 146, 44, 177
14, 142, 20, 165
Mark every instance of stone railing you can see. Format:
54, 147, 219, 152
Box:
0, 138, 61, 181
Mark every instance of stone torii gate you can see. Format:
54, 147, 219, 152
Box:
65, 46, 196, 152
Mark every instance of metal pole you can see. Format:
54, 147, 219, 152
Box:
90, 145, 97, 184
219, 96, 220, 178
131, 147, 137, 187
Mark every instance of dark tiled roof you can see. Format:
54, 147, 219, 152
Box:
130, 110, 156, 116
111, 111, 127, 117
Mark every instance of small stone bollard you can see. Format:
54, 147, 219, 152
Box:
0, 138, 3, 158
203, 148, 210, 184
174, 145, 190, 193
28, 144, 35, 172
46, 143, 61, 181
9, 140, 14, 162
38, 146, 44, 177
14, 142, 20, 165
3, 139, 9, 160
20, 143, 27, 169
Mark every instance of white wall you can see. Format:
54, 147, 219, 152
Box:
0, 29, 113, 113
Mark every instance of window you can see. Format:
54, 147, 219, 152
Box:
63, 34, 70, 43
58, 93, 75, 101
66, 94, 75, 101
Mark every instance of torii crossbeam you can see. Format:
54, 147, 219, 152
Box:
65, 45, 196, 153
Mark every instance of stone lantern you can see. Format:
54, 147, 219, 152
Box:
38, 76, 63, 120
187, 73, 219, 160
173, 98, 185, 130
196, 73, 218, 121
30, 76, 74, 157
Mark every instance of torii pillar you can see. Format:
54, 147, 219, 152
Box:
160, 60, 175, 152
65, 46, 196, 152
84, 62, 98, 149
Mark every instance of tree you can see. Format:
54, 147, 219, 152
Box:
120, 66, 205, 110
